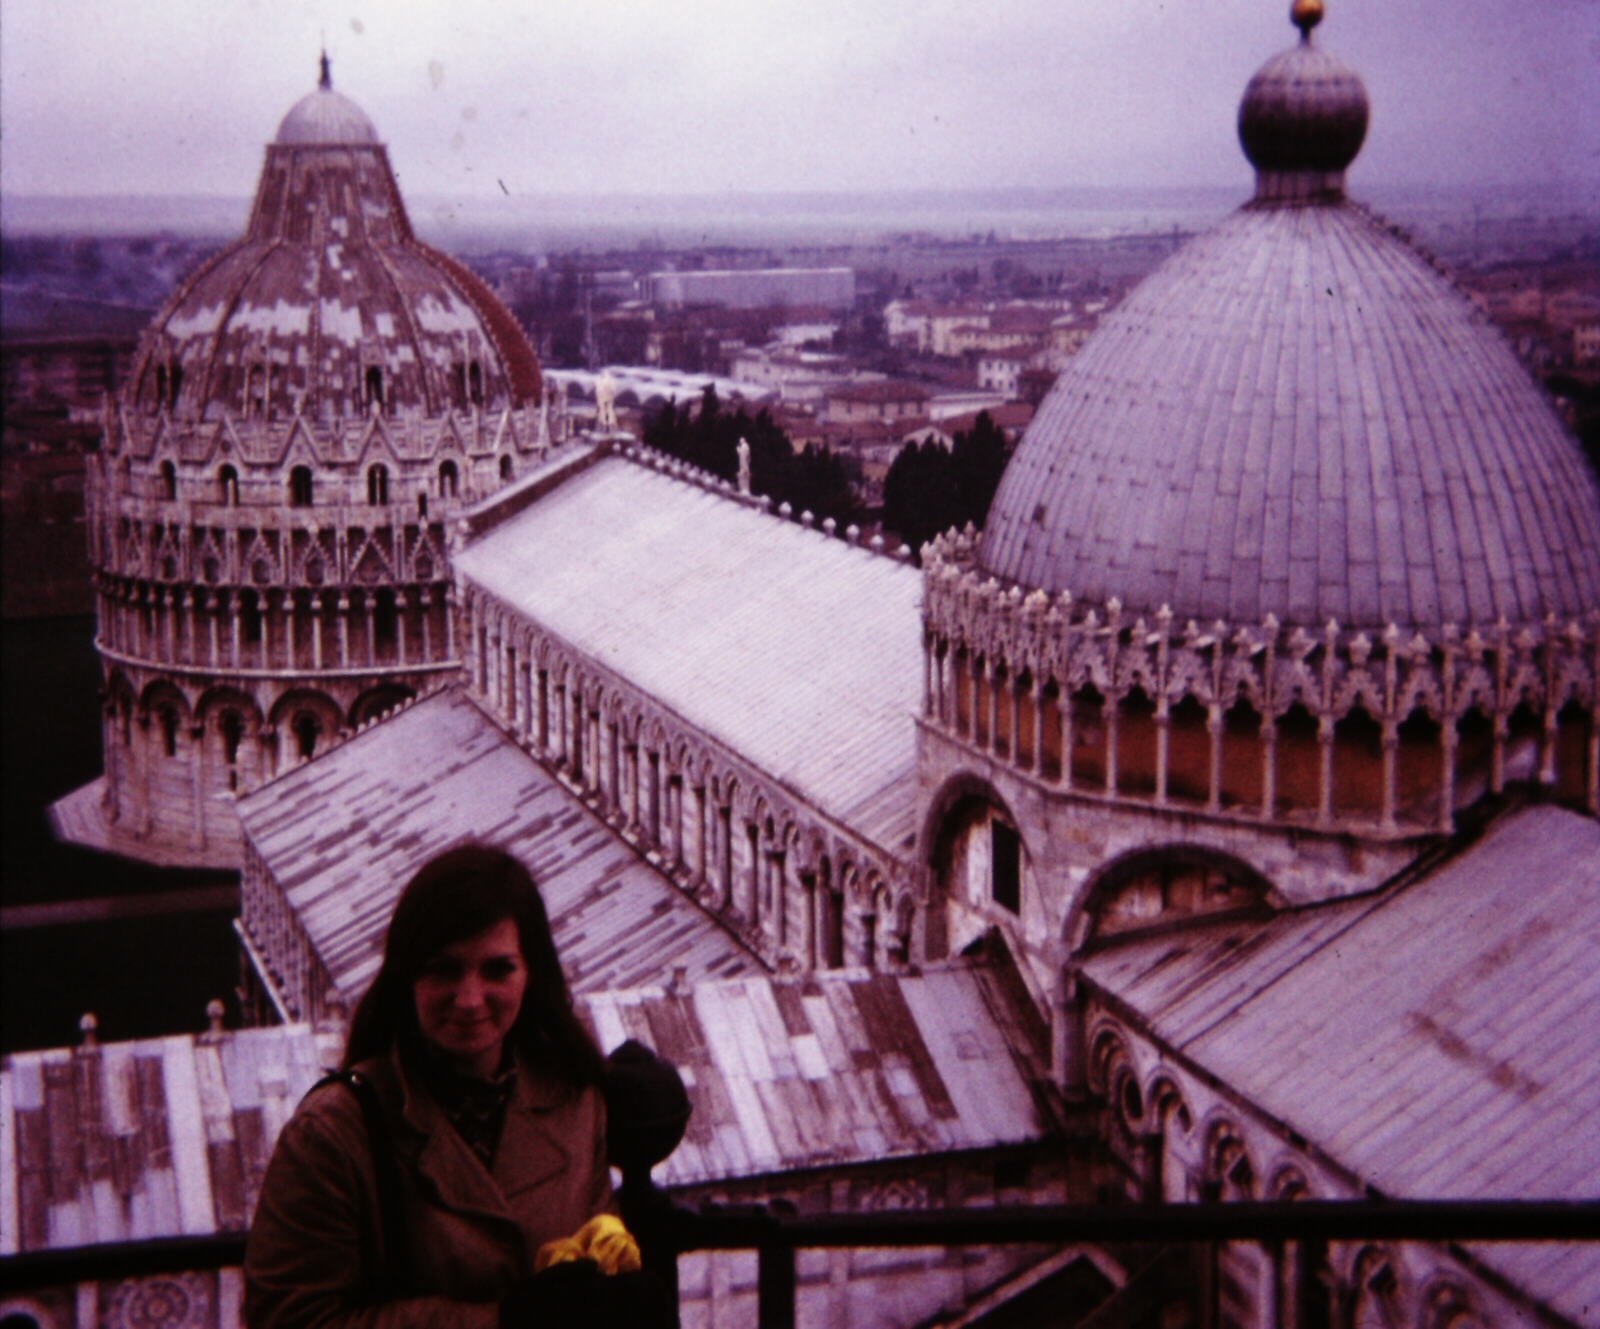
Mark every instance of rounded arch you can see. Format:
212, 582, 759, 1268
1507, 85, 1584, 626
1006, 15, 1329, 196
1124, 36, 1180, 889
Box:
1267, 1161, 1313, 1201
269, 687, 343, 752
1146, 1074, 1193, 1134
1347, 1245, 1404, 1329
194, 685, 262, 729
138, 678, 192, 725
349, 684, 415, 729
1202, 1115, 1256, 1199
1086, 1019, 1132, 1097
918, 769, 1026, 866
1420, 1277, 1486, 1329
1068, 844, 1276, 951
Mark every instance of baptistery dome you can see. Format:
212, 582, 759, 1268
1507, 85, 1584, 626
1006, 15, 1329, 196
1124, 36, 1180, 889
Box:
130, 58, 541, 422
980, 9, 1600, 637
64, 61, 562, 869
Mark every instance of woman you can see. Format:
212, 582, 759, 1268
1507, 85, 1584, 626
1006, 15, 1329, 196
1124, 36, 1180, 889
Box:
245, 843, 641, 1328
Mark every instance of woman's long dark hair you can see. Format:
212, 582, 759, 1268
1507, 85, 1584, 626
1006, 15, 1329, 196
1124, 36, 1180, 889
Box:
343, 843, 606, 1087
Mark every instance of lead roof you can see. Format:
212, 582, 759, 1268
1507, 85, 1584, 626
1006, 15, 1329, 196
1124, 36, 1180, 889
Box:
980, 200, 1600, 633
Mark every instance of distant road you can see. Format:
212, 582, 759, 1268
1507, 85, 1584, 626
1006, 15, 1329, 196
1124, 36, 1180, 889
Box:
0, 884, 238, 930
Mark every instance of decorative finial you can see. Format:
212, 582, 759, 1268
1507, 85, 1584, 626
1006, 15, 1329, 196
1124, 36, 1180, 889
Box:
319, 49, 333, 91
1292, 0, 1323, 41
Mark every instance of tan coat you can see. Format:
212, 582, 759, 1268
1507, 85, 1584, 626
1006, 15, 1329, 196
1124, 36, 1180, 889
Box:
244, 1045, 612, 1329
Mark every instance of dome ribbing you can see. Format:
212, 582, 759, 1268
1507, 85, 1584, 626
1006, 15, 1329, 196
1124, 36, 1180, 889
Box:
978, 6, 1600, 635
129, 60, 541, 421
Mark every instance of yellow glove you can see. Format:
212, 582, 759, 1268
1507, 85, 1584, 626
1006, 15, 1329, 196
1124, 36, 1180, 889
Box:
533, 1236, 587, 1273
535, 1214, 641, 1275
576, 1214, 642, 1275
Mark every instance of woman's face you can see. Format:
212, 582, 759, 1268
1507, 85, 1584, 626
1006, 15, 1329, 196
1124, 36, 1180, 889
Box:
412, 917, 528, 1076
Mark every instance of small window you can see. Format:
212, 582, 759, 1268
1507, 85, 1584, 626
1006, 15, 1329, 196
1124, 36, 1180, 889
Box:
367, 463, 389, 506
155, 364, 169, 406
241, 591, 262, 644
438, 459, 459, 498
292, 712, 321, 760
160, 460, 177, 500
468, 360, 484, 406
417, 492, 428, 518
289, 466, 314, 507
499, 455, 513, 481
170, 363, 184, 404
992, 820, 1021, 913
220, 710, 245, 765
158, 706, 179, 757
365, 365, 384, 409
219, 465, 239, 506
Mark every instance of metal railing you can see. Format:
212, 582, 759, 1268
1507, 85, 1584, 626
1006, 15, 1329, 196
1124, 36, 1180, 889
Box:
3, 1198, 1597, 1327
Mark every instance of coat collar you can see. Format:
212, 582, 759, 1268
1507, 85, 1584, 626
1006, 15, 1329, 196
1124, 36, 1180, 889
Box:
377, 1044, 577, 1224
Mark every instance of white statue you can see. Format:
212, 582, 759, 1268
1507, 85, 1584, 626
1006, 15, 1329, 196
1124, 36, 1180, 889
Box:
737, 436, 751, 495
596, 370, 618, 433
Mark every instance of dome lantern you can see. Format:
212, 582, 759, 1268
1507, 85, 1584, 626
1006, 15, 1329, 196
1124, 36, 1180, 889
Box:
1237, 0, 1368, 203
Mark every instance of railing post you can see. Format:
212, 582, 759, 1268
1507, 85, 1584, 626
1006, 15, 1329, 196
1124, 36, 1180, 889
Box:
757, 1236, 796, 1329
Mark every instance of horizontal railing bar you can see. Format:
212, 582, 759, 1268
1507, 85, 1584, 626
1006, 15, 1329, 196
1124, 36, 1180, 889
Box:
3, 1199, 1597, 1293
671, 1199, 1600, 1251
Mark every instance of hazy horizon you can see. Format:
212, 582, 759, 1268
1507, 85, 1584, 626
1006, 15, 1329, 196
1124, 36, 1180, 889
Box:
3, 0, 1596, 205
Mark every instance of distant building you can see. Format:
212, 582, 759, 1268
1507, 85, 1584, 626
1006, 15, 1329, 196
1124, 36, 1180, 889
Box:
821, 379, 931, 428
644, 267, 855, 311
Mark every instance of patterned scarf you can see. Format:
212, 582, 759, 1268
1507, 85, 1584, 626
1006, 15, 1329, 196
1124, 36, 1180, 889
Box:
418, 1047, 518, 1169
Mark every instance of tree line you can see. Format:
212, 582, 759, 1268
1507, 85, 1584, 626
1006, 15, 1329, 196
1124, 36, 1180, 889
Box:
643, 387, 857, 527
881, 411, 1012, 560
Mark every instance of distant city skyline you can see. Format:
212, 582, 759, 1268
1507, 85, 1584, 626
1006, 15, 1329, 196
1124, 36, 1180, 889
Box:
3, 0, 1597, 206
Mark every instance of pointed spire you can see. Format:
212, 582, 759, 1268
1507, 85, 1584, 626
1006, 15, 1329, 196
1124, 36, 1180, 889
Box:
319, 49, 333, 91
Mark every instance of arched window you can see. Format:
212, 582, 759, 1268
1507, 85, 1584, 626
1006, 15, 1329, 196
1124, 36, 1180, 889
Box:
169, 362, 184, 404
499, 454, 513, 481
219, 710, 245, 765
289, 466, 313, 507
219, 465, 239, 506
365, 365, 384, 409
240, 590, 262, 645
468, 359, 484, 406
155, 364, 169, 406
160, 460, 177, 500
158, 705, 180, 758
438, 459, 459, 498
367, 463, 389, 506
1082, 847, 1272, 945
292, 711, 321, 760
991, 820, 1021, 913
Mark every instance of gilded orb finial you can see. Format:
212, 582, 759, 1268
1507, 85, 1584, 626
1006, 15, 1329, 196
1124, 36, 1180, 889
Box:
1292, 0, 1324, 40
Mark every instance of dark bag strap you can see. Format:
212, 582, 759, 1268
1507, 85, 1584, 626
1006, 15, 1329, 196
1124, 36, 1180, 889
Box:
311, 1068, 409, 1298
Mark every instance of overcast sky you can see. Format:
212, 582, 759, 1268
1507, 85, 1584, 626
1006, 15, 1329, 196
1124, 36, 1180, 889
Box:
3, 0, 1597, 201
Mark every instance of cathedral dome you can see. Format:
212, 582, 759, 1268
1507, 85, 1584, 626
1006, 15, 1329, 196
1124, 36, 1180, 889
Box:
130, 59, 541, 423
978, 9, 1600, 635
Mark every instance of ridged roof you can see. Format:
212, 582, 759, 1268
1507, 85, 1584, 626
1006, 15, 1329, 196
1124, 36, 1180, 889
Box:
980, 22, 1600, 635
128, 65, 541, 423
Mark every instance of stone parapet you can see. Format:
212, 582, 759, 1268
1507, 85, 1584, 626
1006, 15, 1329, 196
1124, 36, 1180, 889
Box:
921, 527, 1599, 834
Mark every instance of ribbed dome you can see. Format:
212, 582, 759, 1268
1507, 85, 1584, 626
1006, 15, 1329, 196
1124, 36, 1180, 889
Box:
1238, 40, 1367, 199
979, 12, 1600, 635
275, 88, 380, 145
131, 63, 541, 422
